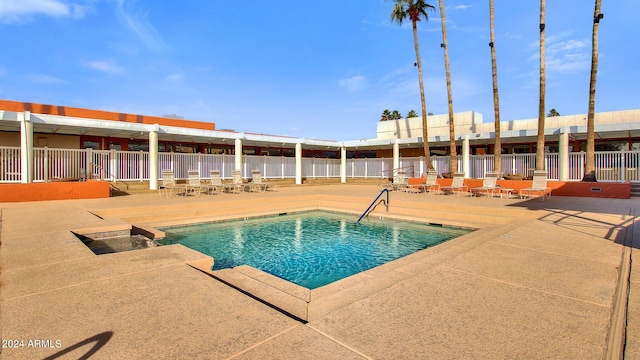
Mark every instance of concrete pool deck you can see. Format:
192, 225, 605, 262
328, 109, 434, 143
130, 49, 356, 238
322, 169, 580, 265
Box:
1, 185, 638, 359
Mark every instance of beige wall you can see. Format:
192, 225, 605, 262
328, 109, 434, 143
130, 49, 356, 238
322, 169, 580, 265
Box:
377, 111, 483, 140
377, 109, 640, 140
0, 131, 20, 147
0, 131, 80, 148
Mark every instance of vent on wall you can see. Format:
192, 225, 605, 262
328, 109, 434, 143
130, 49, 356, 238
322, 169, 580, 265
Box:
591, 187, 602, 192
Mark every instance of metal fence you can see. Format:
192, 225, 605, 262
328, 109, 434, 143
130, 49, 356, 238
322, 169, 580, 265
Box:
1, 146, 639, 183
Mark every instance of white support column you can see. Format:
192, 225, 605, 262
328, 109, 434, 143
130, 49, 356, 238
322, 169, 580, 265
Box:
86, 148, 93, 180
559, 128, 569, 181
235, 138, 243, 171
340, 147, 347, 183
149, 125, 159, 190
462, 136, 470, 178
109, 149, 117, 181
20, 111, 33, 183
393, 141, 400, 174
295, 143, 302, 185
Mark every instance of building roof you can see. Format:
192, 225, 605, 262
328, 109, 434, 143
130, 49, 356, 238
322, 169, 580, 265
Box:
1, 99, 640, 151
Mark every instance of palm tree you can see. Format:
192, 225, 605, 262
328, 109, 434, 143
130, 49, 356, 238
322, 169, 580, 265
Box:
583, 0, 602, 182
547, 108, 560, 117
489, 0, 501, 176
381, 109, 391, 121
535, 0, 546, 171
391, 109, 402, 120
407, 110, 419, 118
438, 0, 457, 173
390, 0, 436, 170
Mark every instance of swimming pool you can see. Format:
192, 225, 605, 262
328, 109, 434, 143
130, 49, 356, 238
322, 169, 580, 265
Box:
160, 211, 471, 289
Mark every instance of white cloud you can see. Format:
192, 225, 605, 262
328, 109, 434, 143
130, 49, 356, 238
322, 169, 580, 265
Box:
0, 0, 87, 23
528, 34, 590, 73
116, 0, 169, 52
454, 5, 472, 11
339, 75, 369, 92
25, 74, 66, 84
547, 53, 589, 73
548, 39, 588, 53
165, 72, 183, 82
504, 32, 522, 40
84, 60, 124, 74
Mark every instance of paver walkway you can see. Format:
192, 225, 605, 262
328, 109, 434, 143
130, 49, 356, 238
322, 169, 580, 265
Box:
1, 185, 638, 359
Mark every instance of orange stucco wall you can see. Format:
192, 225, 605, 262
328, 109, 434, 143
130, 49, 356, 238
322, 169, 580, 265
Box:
408, 178, 631, 199
0, 99, 215, 131
0, 180, 110, 202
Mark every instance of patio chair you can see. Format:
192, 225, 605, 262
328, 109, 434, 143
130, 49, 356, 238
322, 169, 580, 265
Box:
250, 169, 275, 192
470, 172, 499, 197
225, 169, 245, 194
423, 170, 441, 194
382, 170, 407, 192
185, 170, 204, 196
405, 170, 440, 194
519, 170, 552, 200
159, 169, 185, 198
439, 173, 470, 196
206, 169, 224, 195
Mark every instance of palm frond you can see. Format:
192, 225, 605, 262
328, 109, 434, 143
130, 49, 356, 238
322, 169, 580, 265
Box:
389, 0, 435, 24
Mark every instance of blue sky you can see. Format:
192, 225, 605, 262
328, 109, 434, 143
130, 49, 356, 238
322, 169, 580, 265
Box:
0, 1, 638, 141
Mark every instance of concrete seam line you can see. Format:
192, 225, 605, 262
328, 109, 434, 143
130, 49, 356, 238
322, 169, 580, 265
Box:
2, 263, 182, 301
307, 324, 373, 360
2, 254, 96, 274
486, 240, 619, 265
223, 324, 301, 360
443, 265, 610, 308
602, 207, 634, 360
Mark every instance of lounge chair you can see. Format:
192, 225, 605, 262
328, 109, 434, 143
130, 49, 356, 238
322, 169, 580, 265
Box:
185, 170, 204, 196
423, 170, 441, 194
519, 170, 552, 200
206, 169, 224, 195
159, 169, 185, 198
439, 173, 470, 196
382, 170, 408, 192
250, 169, 274, 192
470, 172, 499, 197
225, 169, 245, 194
406, 170, 440, 194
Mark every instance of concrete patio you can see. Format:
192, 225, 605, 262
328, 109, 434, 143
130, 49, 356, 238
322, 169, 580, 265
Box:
1, 185, 638, 359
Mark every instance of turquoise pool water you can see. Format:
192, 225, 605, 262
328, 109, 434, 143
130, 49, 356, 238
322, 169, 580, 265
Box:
160, 211, 471, 289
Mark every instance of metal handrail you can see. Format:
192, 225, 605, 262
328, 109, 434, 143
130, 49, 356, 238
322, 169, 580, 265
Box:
357, 188, 390, 223
89, 162, 107, 181
382, 166, 414, 174
381, 165, 414, 175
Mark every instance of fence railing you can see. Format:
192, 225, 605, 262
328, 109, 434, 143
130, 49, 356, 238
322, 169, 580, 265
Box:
1, 146, 639, 183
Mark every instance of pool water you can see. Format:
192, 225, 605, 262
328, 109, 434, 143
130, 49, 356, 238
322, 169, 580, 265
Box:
160, 211, 471, 289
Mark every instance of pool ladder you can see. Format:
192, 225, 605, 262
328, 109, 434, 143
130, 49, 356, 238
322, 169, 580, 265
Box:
357, 188, 389, 223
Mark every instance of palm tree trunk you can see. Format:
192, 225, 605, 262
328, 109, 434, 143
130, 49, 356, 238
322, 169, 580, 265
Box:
489, 0, 501, 176
438, 0, 457, 174
536, 0, 546, 171
412, 21, 433, 170
583, 0, 602, 182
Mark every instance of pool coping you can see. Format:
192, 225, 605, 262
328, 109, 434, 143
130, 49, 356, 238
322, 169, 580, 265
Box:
205, 218, 514, 322
135, 208, 496, 322
87, 194, 529, 322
